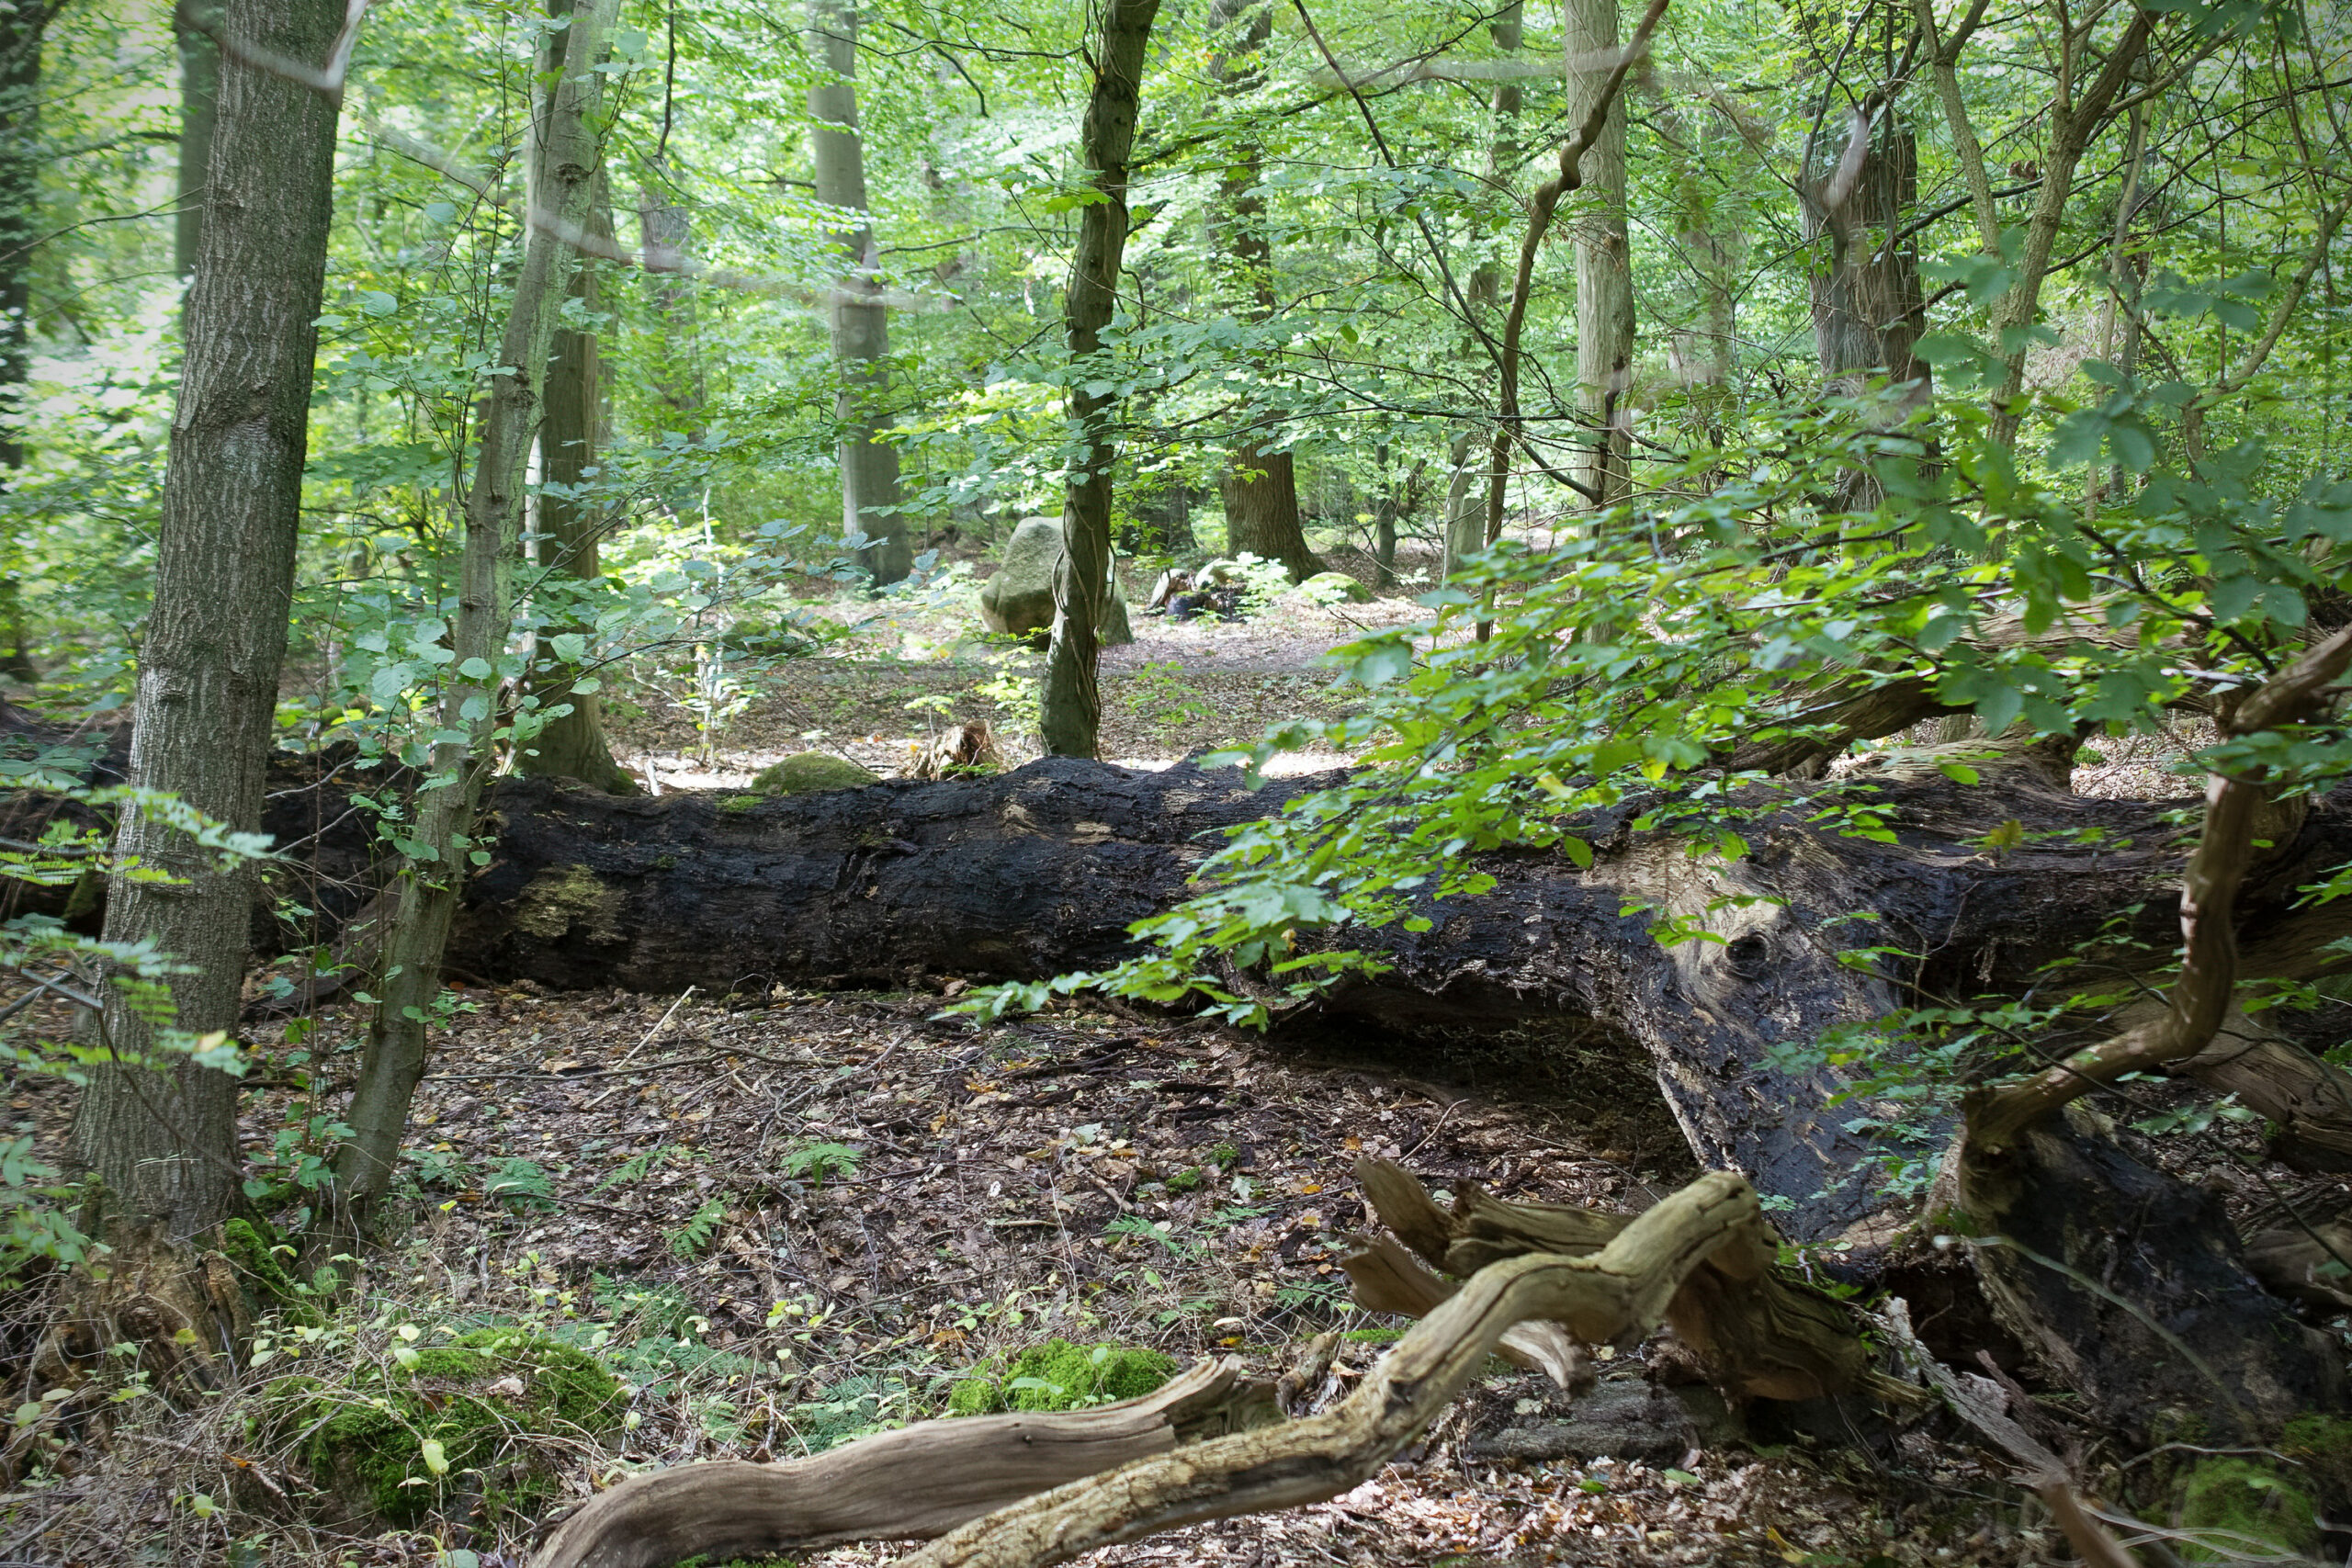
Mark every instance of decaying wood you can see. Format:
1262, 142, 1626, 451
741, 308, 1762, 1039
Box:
899, 1171, 1775, 1568
526, 1357, 1279, 1568
1338, 1235, 1591, 1389
1348, 1160, 1874, 1403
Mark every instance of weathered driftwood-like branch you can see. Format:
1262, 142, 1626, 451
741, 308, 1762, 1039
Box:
1349, 1160, 1873, 1403
898, 1172, 1770, 1568
1967, 624, 2352, 1149
526, 1358, 1277, 1568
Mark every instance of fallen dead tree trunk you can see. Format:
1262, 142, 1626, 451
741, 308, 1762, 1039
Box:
449, 759, 2352, 1239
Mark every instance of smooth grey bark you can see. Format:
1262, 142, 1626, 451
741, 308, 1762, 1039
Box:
808, 0, 910, 588
1038, 0, 1159, 759
515, 189, 636, 795
1563, 0, 1634, 507
1207, 0, 1320, 584
175, 5, 219, 278
74, 0, 343, 1239
334, 0, 622, 1218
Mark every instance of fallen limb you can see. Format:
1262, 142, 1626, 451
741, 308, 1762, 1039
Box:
526, 1357, 1278, 1568
1348, 1159, 1875, 1403
899, 1171, 1770, 1568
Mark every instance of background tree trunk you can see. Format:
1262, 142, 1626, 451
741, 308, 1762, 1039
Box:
1208, 0, 1320, 584
1564, 0, 1634, 508
808, 0, 910, 588
1799, 107, 1930, 405
637, 168, 707, 438
1443, 5, 1521, 582
515, 187, 637, 795
334, 0, 622, 1220
0, 0, 52, 684
74, 0, 342, 1238
1038, 0, 1159, 759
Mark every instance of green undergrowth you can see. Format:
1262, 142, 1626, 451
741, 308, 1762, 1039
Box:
265, 1326, 621, 1528
944, 1338, 1178, 1416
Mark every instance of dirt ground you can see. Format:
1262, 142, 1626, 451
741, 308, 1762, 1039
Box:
10, 987, 2075, 1566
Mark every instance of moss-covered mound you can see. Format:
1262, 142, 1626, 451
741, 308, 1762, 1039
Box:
2174, 1456, 2321, 1562
749, 752, 881, 796
271, 1327, 621, 1529
945, 1338, 1177, 1417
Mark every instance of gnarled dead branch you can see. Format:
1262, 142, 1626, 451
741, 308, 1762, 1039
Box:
1348, 1159, 1875, 1403
526, 1357, 1278, 1568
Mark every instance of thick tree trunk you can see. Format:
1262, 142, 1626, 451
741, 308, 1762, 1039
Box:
1799, 103, 1931, 459
1207, 0, 1321, 585
1563, 0, 1634, 508
1038, 0, 1159, 759
447, 763, 2352, 1224
515, 189, 637, 795
72, 0, 341, 1240
808, 0, 909, 588
334, 0, 622, 1219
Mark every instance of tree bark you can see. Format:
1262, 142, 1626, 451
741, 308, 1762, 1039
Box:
515, 187, 637, 795
334, 0, 622, 1220
1799, 97, 1931, 498
808, 0, 910, 588
1038, 0, 1159, 759
1207, 0, 1321, 585
1563, 0, 1634, 508
74, 0, 342, 1238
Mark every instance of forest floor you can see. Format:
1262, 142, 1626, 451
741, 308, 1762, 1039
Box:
16, 987, 2076, 1567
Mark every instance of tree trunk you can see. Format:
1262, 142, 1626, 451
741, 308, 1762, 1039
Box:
333, 0, 622, 1221
1563, 0, 1634, 508
808, 0, 909, 588
637, 167, 707, 438
1799, 106, 1930, 419
0, 0, 50, 685
515, 188, 637, 795
1038, 0, 1159, 759
1208, 0, 1321, 585
73, 0, 342, 1238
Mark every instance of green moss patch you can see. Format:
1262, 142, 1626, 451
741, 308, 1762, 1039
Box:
749, 753, 880, 796
944, 1339, 1177, 1417
2174, 1457, 2320, 1562
219, 1220, 319, 1325
271, 1327, 621, 1529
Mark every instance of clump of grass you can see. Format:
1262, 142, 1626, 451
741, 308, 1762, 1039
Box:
266, 1326, 621, 1528
944, 1338, 1177, 1417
